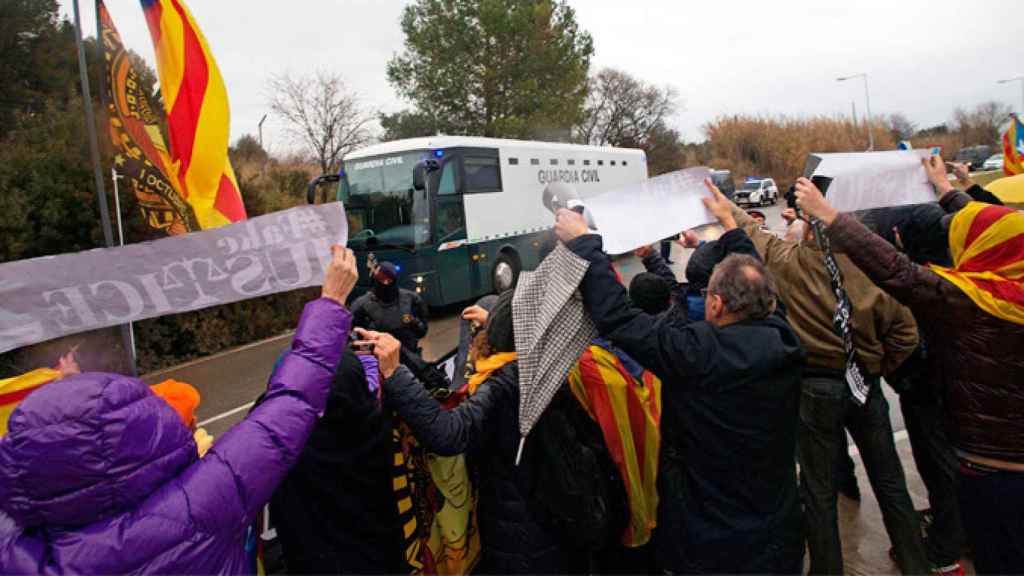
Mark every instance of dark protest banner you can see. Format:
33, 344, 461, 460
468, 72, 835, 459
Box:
0, 203, 347, 354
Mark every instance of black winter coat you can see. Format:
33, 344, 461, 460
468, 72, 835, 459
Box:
383, 362, 585, 574
351, 289, 429, 352
270, 351, 403, 574
567, 229, 807, 574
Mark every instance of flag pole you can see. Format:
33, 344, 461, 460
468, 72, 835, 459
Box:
111, 168, 138, 373
74, 0, 138, 376
72, 0, 114, 248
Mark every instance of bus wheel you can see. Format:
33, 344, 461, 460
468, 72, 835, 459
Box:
492, 254, 519, 294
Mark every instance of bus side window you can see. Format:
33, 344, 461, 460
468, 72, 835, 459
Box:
436, 161, 465, 241
438, 162, 457, 195
464, 156, 502, 193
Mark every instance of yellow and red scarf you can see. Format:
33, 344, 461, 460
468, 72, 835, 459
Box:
465, 352, 517, 394
930, 201, 1024, 325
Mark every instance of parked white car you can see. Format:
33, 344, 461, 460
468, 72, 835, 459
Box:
982, 153, 1004, 172
734, 178, 779, 207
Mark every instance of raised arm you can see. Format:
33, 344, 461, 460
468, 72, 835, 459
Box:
637, 245, 680, 286
730, 198, 798, 265
167, 247, 356, 537
382, 365, 507, 456
566, 234, 700, 381
794, 174, 971, 320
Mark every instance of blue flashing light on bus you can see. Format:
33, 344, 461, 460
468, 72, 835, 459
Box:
433, 149, 445, 158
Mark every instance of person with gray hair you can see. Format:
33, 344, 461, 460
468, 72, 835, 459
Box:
705, 253, 778, 321
554, 179, 807, 574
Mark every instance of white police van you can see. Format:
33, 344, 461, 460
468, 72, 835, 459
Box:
734, 177, 779, 207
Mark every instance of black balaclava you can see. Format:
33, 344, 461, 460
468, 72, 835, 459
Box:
372, 261, 400, 303
629, 272, 672, 315
486, 290, 516, 354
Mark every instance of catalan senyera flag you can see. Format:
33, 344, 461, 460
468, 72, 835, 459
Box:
930, 201, 1024, 325
140, 0, 246, 229
568, 342, 661, 548
101, 1, 198, 235
1003, 114, 1024, 176
0, 369, 62, 436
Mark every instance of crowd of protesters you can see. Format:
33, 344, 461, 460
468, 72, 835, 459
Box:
0, 155, 1021, 575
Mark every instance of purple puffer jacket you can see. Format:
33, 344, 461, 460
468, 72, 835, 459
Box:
0, 298, 351, 575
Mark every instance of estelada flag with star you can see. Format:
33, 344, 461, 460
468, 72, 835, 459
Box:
1003, 114, 1024, 176
140, 0, 247, 229
101, 0, 199, 235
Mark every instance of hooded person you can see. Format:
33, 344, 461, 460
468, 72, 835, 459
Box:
375, 290, 622, 574
269, 349, 404, 574
352, 262, 428, 353
351, 261, 449, 389
0, 245, 359, 575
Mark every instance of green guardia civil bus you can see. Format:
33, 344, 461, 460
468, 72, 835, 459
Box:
315, 136, 647, 308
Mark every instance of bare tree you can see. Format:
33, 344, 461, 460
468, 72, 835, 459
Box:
577, 68, 679, 148
952, 101, 1013, 146
888, 113, 916, 141
268, 71, 374, 174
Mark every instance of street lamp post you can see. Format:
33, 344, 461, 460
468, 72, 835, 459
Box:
258, 113, 268, 148
838, 73, 874, 151
997, 76, 1024, 115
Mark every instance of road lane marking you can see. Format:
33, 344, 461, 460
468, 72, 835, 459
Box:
197, 401, 255, 427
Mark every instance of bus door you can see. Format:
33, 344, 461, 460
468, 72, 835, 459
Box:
432, 157, 479, 303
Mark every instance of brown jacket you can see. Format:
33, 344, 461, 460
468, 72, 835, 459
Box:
732, 206, 918, 376
827, 191, 1024, 463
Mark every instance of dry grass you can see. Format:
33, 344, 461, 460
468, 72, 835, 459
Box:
703, 115, 898, 189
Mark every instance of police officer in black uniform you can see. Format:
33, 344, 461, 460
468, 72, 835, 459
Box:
351, 261, 449, 389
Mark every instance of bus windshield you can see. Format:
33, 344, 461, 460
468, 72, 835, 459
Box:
341, 152, 431, 249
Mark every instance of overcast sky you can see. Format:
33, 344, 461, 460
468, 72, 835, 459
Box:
59, 0, 1021, 156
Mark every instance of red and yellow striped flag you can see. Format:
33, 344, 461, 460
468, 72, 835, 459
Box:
930, 201, 1024, 325
140, 0, 246, 229
0, 369, 62, 436
568, 344, 661, 548
1003, 115, 1024, 176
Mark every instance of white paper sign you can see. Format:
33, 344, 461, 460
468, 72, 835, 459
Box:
808, 150, 936, 212
583, 167, 715, 255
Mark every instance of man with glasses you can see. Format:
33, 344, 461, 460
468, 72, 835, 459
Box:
554, 179, 806, 574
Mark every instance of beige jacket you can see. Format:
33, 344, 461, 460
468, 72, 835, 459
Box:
731, 205, 918, 376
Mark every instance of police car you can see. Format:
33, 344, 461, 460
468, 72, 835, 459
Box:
734, 177, 779, 207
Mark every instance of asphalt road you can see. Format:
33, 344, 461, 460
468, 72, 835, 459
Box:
147, 199, 904, 439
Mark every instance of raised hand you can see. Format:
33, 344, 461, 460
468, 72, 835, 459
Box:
554, 208, 589, 243
946, 161, 973, 188
355, 328, 402, 378
677, 230, 701, 249
794, 177, 839, 225
322, 245, 358, 304
781, 208, 798, 225
922, 155, 955, 197
462, 305, 489, 327
701, 177, 737, 231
